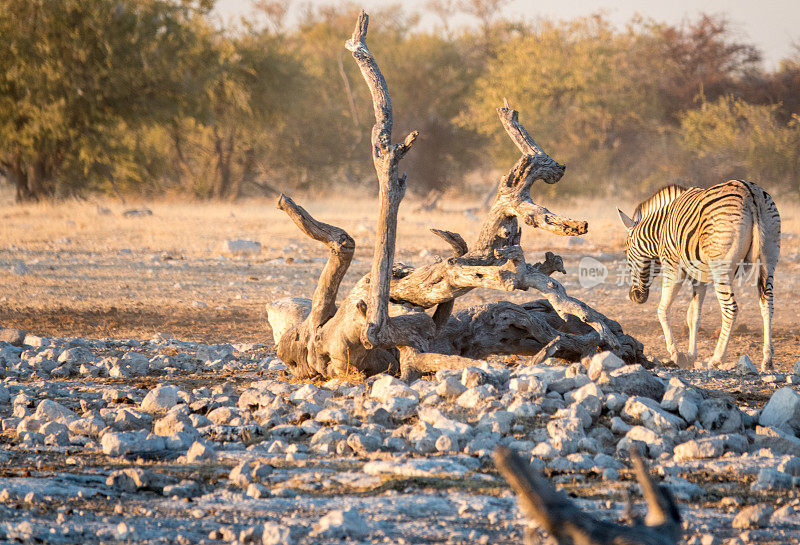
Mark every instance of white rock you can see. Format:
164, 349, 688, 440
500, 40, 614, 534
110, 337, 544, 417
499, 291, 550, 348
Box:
315, 407, 349, 425
753, 425, 800, 455
678, 397, 699, 423
347, 432, 381, 454
225, 239, 262, 256
371, 375, 417, 402
418, 407, 472, 438
140, 385, 180, 413
751, 468, 795, 491
587, 351, 624, 380
154, 412, 198, 436
262, 523, 293, 545
229, 461, 273, 488
290, 384, 332, 405
57, 346, 94, 365
674, 438, 724, 461
623, 426, 671, 457
435, 433, 459, 452
735, 354, 758, 375
777, 456, 800, 476
546, 417, 585, 454
100, 430, 166, 456
610, 416, 632, 434
436, 376, 467, 398
363, 458, 471, 478
311, 508, 368, 538
34, 399, 78, 423
605, 393, 628, 412
68, 416, 105, 437
663, 476, 704, 501
759, 387, 800, 433
507, 399, 540, 417
382, 396, 418, 420
696, 397, 743, 434
456, 385, 494, 409
660, 378, 702, 412
621, 396, 686, 433
732, 504, 774, 529
599, 365, 665, 400
476, 410, 514, 434
185, 441, 217, 463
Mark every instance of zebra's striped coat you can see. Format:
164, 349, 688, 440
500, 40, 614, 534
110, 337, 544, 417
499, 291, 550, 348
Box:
618, 180, 781, 370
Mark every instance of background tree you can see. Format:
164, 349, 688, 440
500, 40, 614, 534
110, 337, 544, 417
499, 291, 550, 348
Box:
0, 0, 216, 200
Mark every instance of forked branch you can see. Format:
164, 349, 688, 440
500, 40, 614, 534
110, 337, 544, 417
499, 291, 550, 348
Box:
345, 10, 419, 351
277, 194, 355, 329
493, 446, 681, 545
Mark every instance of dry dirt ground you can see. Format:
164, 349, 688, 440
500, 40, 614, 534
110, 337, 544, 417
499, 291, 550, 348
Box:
0, 190, 799, 544
1, 192, 798, 369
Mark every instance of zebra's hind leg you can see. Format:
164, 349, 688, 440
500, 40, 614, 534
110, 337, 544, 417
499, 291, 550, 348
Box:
758, 262, 776, 372
708, 268, 738, 368
657, 266, 687, 367
685, 280, 707, 366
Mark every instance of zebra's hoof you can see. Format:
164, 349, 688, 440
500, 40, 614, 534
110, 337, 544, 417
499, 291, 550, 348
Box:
704, 357, 722, 369
760, 360, 774, 373
670, 351, 690, 369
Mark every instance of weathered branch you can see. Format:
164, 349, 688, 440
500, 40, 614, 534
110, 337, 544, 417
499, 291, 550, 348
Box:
530, 251, 565, 276
430, 228, 468, 256
277, 194, 354, 329
496, 105, 564, 185
493, 446, 681, 545
519, 264, 620, 349
345, 10, 418, 351
515, 198, 588, 237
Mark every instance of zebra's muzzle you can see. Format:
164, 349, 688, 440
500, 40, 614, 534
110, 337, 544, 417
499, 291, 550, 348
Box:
629, 287, 649, 304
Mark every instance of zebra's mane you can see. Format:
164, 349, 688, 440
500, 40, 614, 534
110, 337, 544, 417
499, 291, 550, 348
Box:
632, 184, 687, 222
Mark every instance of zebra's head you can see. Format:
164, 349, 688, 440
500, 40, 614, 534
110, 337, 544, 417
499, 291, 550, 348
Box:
618, 184, 687, 304
618, 208, 653, 304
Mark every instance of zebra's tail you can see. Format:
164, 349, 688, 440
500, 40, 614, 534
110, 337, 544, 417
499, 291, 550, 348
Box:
746, 182, 780, 299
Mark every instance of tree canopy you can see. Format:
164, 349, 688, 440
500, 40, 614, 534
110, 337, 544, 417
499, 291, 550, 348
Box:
0, 1, 798, 201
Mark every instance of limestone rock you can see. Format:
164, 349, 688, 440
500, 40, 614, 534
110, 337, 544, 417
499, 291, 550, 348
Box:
587, 351, 624, 381
732, 504, 774, 529
311, 508, 368, 539
599, 365, 665, 401
140, 385, 180, 413
759, 387, 800, 433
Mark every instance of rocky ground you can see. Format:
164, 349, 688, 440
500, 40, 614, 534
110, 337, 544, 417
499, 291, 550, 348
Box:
1, 197, 799, 543
0, 327, 799, 544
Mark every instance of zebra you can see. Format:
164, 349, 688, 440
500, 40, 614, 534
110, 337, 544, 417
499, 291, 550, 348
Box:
617, 179, 781, 371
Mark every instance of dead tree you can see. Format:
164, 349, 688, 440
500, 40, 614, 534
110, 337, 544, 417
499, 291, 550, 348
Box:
268, 11, 644, 380
493, 446, 682, 545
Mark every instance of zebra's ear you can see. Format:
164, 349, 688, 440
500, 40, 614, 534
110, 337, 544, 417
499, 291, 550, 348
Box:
617, 208, 637, 230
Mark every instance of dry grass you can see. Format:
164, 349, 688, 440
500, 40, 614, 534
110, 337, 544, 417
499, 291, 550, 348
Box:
0, 187, 798, 368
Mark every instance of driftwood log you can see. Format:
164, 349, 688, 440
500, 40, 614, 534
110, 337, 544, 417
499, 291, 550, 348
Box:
267, 10, 644, 380
494, 447, 682, 545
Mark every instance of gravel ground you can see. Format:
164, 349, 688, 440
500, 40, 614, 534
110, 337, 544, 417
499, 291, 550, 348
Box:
0, 330, 798, 544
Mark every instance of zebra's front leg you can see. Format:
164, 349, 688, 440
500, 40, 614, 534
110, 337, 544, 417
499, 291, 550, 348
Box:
685, 280, 707, 366
708, 270, 737, 368
657, 266, 687, 367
